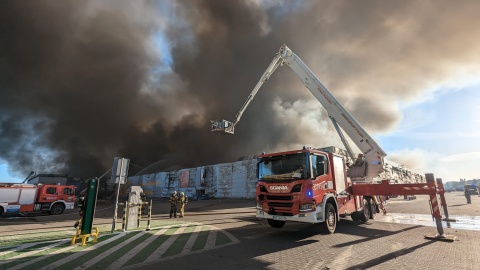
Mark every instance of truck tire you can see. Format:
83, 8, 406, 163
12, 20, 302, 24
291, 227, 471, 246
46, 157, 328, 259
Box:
267, 219, 286, 228
355, 198, 371, 222
0, 206, 3, 217
319, 203, 336, 234
363, 197, 372, 221
49, 204, 65, 215
364, 197, 376, 219
351, 211, 361, 221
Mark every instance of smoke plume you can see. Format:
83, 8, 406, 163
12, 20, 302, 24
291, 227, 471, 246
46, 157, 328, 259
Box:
2, 0, 480, 179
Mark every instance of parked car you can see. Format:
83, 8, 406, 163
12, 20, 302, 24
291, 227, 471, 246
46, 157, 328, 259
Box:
465, 185, 479, 195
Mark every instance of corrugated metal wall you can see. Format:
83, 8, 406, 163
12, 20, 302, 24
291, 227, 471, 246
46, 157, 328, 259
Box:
127, 159, 257, 199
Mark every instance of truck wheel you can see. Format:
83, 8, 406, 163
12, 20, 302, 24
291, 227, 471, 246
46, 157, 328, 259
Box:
358, 198, 370, 222
319, 203, 336, 234
370, 198, 377, 219
267, 219, 286, 228
351, 211, 360, 221
0, 207, 3, 217
364, 197, 376, 219
49, 204, 65, 215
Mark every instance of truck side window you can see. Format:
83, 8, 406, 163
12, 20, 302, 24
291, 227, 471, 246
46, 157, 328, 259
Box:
317, 155, 327, 176
46, 187, 57, 195
311, 155, 328, 177
63, 188, 74, 195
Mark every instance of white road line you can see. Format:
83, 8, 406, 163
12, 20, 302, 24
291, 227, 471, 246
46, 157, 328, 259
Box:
143, 224, 190, 264
209, 225, 240, 245
0, 242, 39, 258
7, 243, 79, 270
0, 240, 69, 266
38, 232, 126, 270
179, 225, 203, 255
106, 226, 173, 270
71, 231, 147, 270
120, 224, 242, 269
204, 226, 217, 250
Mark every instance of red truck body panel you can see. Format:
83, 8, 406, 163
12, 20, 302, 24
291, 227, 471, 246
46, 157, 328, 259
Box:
0, 184, 76, 215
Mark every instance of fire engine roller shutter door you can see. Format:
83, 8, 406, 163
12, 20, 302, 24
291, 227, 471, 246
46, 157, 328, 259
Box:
19, 188, 37, 204
1, 188, 21, 203
333, 156, 347, 194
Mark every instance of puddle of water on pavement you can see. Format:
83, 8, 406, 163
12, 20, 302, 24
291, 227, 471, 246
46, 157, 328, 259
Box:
375, 213, 480, 231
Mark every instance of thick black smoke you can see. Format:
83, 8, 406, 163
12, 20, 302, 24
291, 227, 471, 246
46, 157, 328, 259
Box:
2, 1, 480, 179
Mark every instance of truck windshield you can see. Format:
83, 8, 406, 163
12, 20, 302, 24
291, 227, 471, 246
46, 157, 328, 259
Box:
258, 153, 309, 181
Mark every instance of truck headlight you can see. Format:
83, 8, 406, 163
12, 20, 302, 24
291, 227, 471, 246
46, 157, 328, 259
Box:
299, 203, 314, 212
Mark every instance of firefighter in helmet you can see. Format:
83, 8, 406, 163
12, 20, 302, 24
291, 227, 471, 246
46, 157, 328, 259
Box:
178, 191, 188, 218
464, 186, 472, 204
169, 191, 178, 218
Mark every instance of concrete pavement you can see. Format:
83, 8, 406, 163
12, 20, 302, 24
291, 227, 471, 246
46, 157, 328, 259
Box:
0, 192, 479, 270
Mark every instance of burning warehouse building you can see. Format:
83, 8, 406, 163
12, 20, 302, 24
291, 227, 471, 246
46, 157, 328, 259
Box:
127, 158, 258, 199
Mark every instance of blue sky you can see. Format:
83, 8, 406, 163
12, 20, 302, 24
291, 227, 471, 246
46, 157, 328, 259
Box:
376, 86, 480, 182
0, 162, 20, 182
382, 87, 479, 155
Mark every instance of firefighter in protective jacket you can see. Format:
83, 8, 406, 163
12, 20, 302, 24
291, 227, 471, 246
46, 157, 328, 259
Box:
178, 192, 188, 218
169, 191, 178, 218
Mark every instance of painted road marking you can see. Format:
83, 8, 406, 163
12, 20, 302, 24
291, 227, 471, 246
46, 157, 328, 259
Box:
204, 226, 218, 250
72, 231, 146, 270
121, 224, 242, 267
38, 232, 127, 270
143, 223, 190, 264
180, 223, 203, 255
1, 223, 240, 270
7, 243, 78, 270
106, 226, 173, 270
0, 243, 39, 258
210, 225, 240, 245
0, 240, 69, 266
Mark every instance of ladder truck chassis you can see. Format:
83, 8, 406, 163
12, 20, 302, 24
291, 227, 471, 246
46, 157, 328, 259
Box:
212, 44, 456, 241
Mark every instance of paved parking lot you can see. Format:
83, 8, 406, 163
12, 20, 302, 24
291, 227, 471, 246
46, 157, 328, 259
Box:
0, 192, 479, 269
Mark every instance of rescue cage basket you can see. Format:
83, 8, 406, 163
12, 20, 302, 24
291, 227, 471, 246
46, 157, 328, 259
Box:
210, 119, 234, 135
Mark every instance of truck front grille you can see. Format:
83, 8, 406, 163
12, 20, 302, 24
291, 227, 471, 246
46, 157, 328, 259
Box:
266, 195, 292, 201
268, 202, 294, 208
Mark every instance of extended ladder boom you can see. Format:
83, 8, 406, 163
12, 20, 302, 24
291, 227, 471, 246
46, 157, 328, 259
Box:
211, 44, 386, 181
210, 53, 283, 135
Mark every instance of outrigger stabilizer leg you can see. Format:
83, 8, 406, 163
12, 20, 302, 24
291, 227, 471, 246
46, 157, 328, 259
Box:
435, 178, 456, 222
423, 174, 457, 242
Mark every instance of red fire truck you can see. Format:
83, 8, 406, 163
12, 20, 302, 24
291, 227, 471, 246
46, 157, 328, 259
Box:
0, 183, 76, 216
212, 45, 452, 238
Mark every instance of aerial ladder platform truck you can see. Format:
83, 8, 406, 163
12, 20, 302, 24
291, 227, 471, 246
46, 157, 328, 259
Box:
211, 44, 454, 240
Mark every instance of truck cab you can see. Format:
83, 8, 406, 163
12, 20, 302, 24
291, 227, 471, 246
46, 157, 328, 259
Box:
36, 184, 76, 214
255, 147, 359, 234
